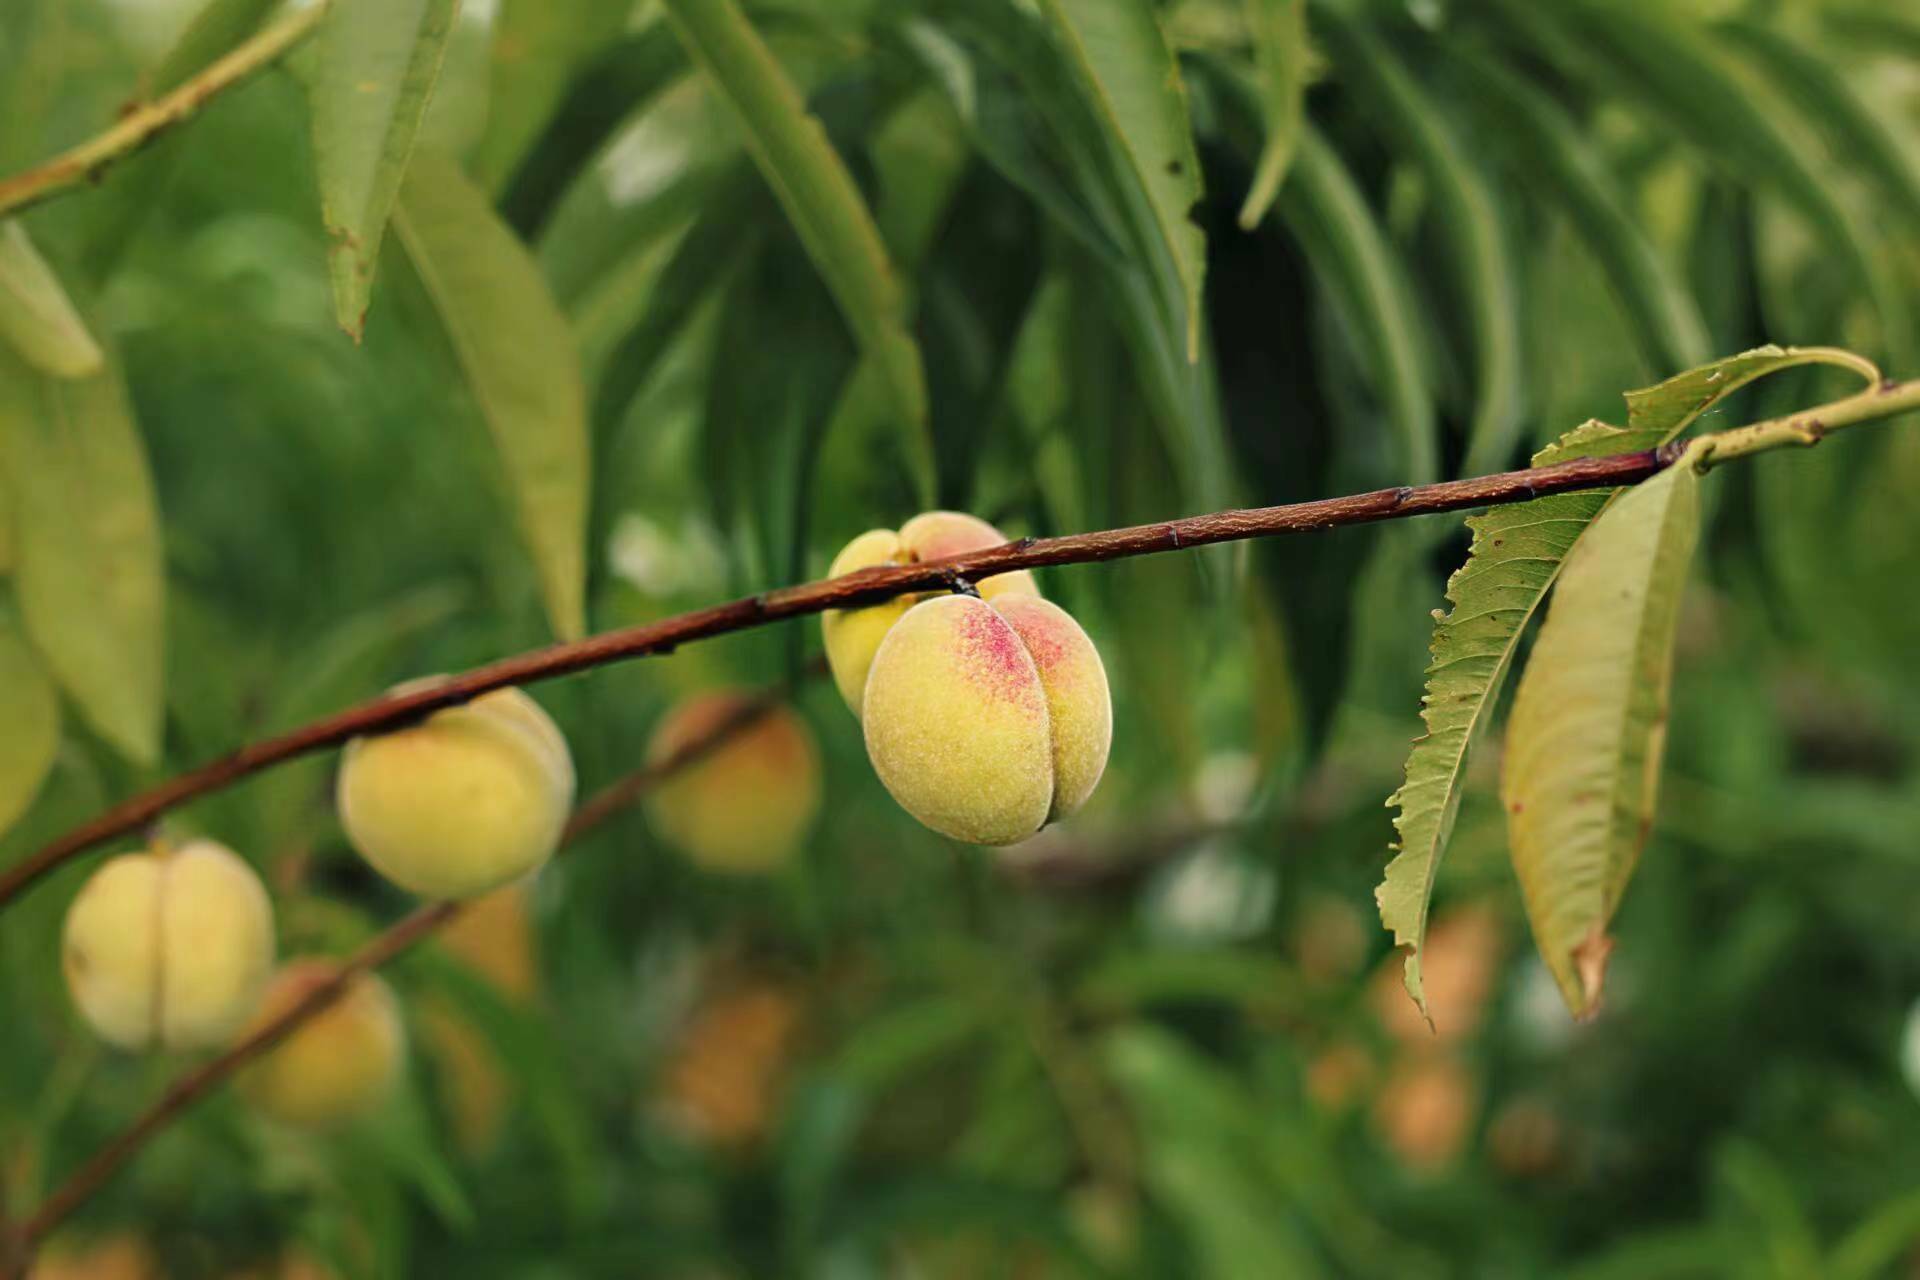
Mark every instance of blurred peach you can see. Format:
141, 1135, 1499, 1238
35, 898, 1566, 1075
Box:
1373, 1055, 1477, 1174
657, 980, 802, 1148
1488, 1096, 1564, 1179
1305, 1039, 1377, 1113
1370, 901, 1505, 1045
30, 1234, 161, 1279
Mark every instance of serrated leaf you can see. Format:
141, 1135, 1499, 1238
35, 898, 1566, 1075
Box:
1039, 0, 1207, 361
661, 0, 931, 486
0, 346, 164, 766
1379, 345, 1876, 1016
392, 150, 589, 640
0, 223, 102, 378
1235, 0, 1310, 231
311, 0, 460, 340
1316, 11, 1524, 476
0, 612, 59, 838
1502, 455, 1702, 1017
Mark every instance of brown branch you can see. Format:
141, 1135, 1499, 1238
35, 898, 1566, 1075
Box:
3, 685, 790, 1266
0, 445, 1692, 914
0, 4, 329, 220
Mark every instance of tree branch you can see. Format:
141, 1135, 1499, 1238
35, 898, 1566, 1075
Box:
0, 3, 329, 221
3, 376, 1916, 914
2, 686, 788, 1266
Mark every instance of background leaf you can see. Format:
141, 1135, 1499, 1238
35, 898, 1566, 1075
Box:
0, 222, 102, 378
0, 611, 59, 838
1039, 0, 1208, 361
310, 0, 460, 339
661, 0, 932, 495
1237, 0, 1311, 231
392, 149, 591, 641
0, 344, 163, 766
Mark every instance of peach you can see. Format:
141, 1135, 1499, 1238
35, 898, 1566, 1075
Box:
644, 690, 821, 873
238, 961, 405, 1130
657, 980, 801, 1148
62, 838, 275, 1052
861, 593, 1110, 845
820, 511, 1039, 714
336, 685, 574, 898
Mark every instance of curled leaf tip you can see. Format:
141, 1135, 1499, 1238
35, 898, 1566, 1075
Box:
1572, 927, 1614, 1019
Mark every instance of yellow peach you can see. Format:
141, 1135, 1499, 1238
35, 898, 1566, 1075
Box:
820, 512, 1039, 715
336, 686, 574, 899
62, 838, 274, 1052
861, 593, 1110, 845
238, 961, 405, 1130
644, 691, 821, 873
30, 1233, 162, 1279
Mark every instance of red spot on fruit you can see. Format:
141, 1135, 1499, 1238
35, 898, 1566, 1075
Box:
959, 605, 1038, 704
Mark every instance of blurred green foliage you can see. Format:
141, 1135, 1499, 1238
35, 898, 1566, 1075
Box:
2, 0, 1920, 1275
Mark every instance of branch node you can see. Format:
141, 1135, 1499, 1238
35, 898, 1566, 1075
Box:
1165, 523, 1182, 550
944, 569, 981, 598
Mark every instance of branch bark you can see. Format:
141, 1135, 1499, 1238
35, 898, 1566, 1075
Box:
0, 3, 329, 220
4, 374, 1917, 914
2, 686, 787, 1266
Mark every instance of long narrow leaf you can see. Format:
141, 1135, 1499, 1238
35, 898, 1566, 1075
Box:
0, 223, 102, 378
310, 0, 460, 339
393, 150, 590, 641
0, 346, 164, 766
0, 612, 59, 839
660, 0, 931, 492
1315, 10, 1526, 476
1236, 0, 1312, 231
1039, 0, 1208, 361
1379, 346, 1876, 1016
1447, 48, 1709, 376
1502, 454, 1703, 1016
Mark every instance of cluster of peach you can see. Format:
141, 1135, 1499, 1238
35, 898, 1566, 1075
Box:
60, 686, 573, 1128
823, 512, 1112, 845
54, 511, 1110, 1133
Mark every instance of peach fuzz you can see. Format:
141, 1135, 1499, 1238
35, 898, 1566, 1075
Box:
820, 511, 1039, 714
861, 593, 1110, 845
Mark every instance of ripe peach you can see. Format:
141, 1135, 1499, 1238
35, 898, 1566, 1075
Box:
644, 690, 821, 873
238, 961, 405, 1130
62, 838, 274, 1052
336, 686, 574, 898
821, 511, 1039, 714
861, 593, 1111, 845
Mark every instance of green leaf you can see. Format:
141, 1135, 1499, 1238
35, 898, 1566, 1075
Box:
1520, 0, 1912, 359
1315, 11, 1525, 476
0, 346, 164, 766
1379, 345, 1877, 1017
0, 611, 59, 838
660, 0, 931, 485
1235, 0, 1311, 231
310, 0, 460, 340
0, 223, 102, 378
1276, 126, 1436, 482
1038, 0, 1207, 361
1720, 21, 1920, 236
1502, 452, 1703, 1017
1445, 48, 1710, 376
470, 0, 630, 191
392, 150, 590, 641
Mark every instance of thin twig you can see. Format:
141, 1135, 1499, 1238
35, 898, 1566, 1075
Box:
0, 450, 1664, 910
4, 378, 1917, 913
0, 3, 329, 220
3, 685, 791, 1265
